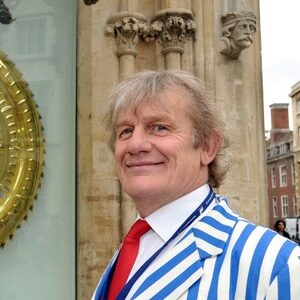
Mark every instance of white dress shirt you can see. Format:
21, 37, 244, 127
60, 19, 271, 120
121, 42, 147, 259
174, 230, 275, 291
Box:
128, 184, 214, 279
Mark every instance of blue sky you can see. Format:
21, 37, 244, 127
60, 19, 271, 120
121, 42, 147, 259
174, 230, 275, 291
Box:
260, 0, 300, 131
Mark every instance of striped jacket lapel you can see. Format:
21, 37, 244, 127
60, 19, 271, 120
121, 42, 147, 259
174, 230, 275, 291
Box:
129, 198, 239, 299
91, 252, 119, 300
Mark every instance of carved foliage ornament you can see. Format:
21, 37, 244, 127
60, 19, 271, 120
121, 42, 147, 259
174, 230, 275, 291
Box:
105, 9, 196, 56
220, 11, 257, 59
106, 15, 148, 56
149, 10, 196, 54
0, 51, 45, 247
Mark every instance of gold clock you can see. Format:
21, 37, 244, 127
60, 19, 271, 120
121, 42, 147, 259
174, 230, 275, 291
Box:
0, 50, 45, 247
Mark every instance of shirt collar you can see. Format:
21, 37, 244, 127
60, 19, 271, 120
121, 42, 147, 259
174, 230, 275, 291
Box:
144, 184, 210, 242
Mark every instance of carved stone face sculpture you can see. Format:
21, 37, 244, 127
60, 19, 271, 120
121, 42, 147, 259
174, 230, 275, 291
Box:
122, 17, 139, 34
220, 12, 257, 59
231, 19, 256, 49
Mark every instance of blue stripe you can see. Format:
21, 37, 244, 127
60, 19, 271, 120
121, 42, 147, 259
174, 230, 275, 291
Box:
132, 241, 197, 298
245, 230, 276, 299
193, 229, 225, 249
94, 254, 117, 300
277, 264, 291, 300
213, 204, 237, 221
269, 239, 297, 299
199, 215, 233, 233
207, 239, 229, 299
205, 215, 238, 300
187, 279, 200, 300
270, 240, 297, 283
229, 223, 256, 299
198, 248, 211, 259
151, 262, 201, 299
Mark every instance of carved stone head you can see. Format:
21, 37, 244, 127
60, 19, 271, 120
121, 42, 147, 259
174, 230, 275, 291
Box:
220, 11, 256, 59
120, 17, 139, 33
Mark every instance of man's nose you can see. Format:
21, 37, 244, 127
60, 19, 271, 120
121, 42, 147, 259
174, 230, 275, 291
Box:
127, 128, 152, 154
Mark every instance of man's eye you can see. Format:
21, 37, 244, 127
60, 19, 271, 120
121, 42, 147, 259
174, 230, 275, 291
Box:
153, 124, 168, 134
118, 128, 133, 139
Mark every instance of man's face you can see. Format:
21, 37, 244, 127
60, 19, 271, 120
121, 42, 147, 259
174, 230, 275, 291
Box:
232, 19, 256, 48
114, 89, 215, 216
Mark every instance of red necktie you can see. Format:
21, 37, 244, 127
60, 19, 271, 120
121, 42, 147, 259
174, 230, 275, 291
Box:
108, 219, 151, 300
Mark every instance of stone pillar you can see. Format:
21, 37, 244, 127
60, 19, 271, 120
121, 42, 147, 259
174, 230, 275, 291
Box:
150, 8, 196, 70
120, 0, 138, 11
163, 0, 177, 8
106, 11, 148, 78
105, 11, 148, 236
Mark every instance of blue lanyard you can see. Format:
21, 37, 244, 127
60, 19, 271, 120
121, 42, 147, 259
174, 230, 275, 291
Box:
116, 188, 216, 300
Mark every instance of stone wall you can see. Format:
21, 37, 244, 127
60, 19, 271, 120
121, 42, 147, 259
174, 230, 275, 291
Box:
77, 0, 267, 298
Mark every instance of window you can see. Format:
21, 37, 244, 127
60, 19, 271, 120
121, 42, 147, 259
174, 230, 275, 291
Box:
273, 197, 278, 217
16, 17, 47, 57
280, 144, 285, 154
293, 195, 297, 216
271, 168, 276, 188
281, 195, 289, 217
297, 99, 300, 112
279, 165, 287, 187
291, 162, 295, 185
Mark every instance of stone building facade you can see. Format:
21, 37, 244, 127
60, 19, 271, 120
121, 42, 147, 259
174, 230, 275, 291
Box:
266, 104, 296, 229
77, 0, 267, 298
290, 81, 300, 217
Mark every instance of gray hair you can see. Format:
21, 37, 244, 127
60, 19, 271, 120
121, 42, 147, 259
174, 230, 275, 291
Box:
104, 70, 230, 187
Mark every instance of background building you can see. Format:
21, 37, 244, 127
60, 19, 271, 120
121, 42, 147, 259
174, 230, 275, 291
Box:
266, 104, 296, 229
290, 81, 300, 217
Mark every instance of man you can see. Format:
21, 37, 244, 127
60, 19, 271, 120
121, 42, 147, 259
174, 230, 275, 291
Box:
93, 70, 300, 299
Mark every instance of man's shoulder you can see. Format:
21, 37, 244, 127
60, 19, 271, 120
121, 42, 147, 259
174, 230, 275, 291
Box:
208, 196, 300, 255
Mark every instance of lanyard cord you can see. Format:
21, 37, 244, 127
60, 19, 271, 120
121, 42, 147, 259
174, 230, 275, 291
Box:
117, 188, 216, 300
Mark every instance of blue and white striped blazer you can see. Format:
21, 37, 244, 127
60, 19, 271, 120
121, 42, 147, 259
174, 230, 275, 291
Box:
92, 197, 300, 299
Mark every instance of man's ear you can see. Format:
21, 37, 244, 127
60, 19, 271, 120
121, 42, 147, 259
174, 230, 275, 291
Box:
200, 133, 222, 166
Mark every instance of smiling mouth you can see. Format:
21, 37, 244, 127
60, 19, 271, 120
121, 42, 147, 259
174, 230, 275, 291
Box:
126, 162, 163, 168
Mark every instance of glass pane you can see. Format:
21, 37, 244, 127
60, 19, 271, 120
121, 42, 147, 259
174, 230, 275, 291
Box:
0, 1, 76, 299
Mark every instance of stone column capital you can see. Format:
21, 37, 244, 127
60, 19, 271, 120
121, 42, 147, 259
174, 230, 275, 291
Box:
148, 8, 196, 54
105, 11, 149, 56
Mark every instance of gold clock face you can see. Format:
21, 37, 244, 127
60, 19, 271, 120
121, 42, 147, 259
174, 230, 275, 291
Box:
0, 51, 45, 247
0, 113, 8, 180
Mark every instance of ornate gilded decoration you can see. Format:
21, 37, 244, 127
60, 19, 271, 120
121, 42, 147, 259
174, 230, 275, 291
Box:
220, 11, 257, 59
106, 12, 148, 56
0, 51, 45, 247
149, 9, 196, 54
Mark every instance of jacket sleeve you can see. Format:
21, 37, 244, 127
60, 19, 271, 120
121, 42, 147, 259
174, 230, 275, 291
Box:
265, 246, 300, 299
